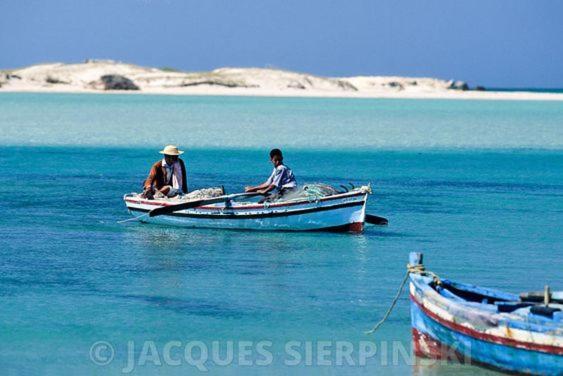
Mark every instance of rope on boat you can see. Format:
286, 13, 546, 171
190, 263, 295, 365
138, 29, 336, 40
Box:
117, 213, 149, 224
365, 263, 439, 335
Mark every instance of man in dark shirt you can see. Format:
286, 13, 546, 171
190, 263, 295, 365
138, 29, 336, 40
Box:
143, 145, 188, 199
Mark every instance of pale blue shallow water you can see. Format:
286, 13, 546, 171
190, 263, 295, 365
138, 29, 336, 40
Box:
0, 93, 562, 375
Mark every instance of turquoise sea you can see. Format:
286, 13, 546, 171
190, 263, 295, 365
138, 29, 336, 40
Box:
1, 93, 562, 375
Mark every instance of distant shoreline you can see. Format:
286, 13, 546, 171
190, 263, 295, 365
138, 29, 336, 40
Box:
2, 60, 563, 101
3, 86, 563, 101
487, 87, 563, 94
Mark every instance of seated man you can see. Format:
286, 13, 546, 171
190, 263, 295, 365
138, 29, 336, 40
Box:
143, 145, 188, 199
245, 148, 296, 201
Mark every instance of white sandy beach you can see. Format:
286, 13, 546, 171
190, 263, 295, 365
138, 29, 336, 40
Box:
1, 60, 562, 101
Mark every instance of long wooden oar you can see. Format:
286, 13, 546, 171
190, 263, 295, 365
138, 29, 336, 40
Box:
365, 214, 388, 226
149, 192, 262, 218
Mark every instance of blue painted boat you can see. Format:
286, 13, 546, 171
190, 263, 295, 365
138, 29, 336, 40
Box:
408, 252, 562, 375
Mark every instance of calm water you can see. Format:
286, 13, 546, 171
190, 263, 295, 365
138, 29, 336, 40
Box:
2, 93, 563, 149
0, 93, 562, 375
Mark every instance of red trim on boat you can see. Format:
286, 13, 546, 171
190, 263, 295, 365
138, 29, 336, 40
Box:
410, 294, 563, 355
348, 222, 364, 233
412, 328, 540, 375
412, 328, 469, 362
124, 191, 366, 210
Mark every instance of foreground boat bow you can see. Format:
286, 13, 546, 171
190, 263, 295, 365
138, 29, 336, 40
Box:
408, 252, 562, 375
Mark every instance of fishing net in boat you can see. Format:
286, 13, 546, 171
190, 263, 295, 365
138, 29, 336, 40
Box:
144, 187, 225, 201
148, 187, 224, 201
177, 187, 225, 201
281, 183, 340, 201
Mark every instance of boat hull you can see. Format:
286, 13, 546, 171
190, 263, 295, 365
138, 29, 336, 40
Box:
124, 191, 368, 232
409, 274, 563, 375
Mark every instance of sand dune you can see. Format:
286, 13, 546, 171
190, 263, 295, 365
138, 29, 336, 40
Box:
1, 59, 562, 100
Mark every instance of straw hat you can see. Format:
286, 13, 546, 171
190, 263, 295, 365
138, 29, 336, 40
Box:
159, 145, 184, 156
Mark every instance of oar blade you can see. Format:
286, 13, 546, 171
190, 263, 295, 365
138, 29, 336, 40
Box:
365, 214, 388, 226
149, 198, 212, 217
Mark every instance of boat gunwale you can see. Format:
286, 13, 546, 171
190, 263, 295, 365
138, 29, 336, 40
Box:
124, 190, 367, 211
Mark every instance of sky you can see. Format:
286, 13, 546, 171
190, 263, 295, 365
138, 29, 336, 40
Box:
1, 0, 562, 88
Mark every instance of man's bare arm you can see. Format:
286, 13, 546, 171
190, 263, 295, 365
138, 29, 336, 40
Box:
245, 181, 271, 192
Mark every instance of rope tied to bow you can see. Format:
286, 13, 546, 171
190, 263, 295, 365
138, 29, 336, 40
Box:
365, 262, 440, 335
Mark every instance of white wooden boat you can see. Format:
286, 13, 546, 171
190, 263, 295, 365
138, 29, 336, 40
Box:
123, 185, 372, 232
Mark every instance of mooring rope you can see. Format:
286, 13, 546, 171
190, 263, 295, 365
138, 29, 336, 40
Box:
365, 263, 438, 335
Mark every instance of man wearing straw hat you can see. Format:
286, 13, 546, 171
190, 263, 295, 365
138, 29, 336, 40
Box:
142, 145, 188, 199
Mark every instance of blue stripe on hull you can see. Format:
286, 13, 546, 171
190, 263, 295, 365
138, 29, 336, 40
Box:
411, 303, 563, 375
